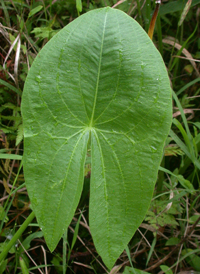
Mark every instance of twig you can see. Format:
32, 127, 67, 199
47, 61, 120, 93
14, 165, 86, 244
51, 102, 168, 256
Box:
69, 225, 109, 273
18, 239, 44, 274
41, 245, 48, 274
144, 215, 200, 272
175, 197, 189, 274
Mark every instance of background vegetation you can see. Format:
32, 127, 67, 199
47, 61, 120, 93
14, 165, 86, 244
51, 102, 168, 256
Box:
0, 0, 200, 273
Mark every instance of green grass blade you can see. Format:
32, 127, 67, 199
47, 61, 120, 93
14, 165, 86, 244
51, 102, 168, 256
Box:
63, 229, 68, 274
71, 213, 82, 251
146, 237, 157, 266
0, 154, 22, 160
177, 78, 200, 96
0, 79, 22, 96
0, 211, 35, 262
169, 25, 197, 73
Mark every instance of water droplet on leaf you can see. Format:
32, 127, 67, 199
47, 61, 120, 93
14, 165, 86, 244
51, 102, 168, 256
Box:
35, 75, 41, 83
150, 146, 157, 153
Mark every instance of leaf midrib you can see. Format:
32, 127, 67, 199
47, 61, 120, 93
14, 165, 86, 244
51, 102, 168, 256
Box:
92, 129, 111, 258
89, 12, 108, 127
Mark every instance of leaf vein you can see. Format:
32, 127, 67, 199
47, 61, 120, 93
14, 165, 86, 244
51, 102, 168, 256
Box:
92, 129, 111, 256
99, 131, 128, 237
89, 12, 108, 126
94, 11, 123, 124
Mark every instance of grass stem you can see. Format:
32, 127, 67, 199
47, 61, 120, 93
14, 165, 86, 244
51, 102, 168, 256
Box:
0, 211, 35, 262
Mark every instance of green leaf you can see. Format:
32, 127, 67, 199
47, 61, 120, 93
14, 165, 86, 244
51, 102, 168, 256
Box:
0, 260, 7, 274
28, 5, 43, 18
165, 237, 180, 246
19, 257, 29, 274
71, 213, 82, 251
181, 249, 200, 271
0, 206, 8, 223
146, 237, 156, 266
21, 7, 172, 269
159, 167, 195, 193
177, 174, 194, 191
160, 265, 173, 274
0, 79, 21, 95
160, 0, 200, 15
125, 246, 134, 268
189, 215, 200, 224
0, 154, 22, 160
18, 231, 43, 255
76, 0, 82, 13
31, 27, 58, 40
16, 124, 24, 146
123, 266, 151, 274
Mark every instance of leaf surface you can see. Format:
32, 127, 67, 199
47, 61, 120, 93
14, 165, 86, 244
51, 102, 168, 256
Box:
22, 7, 172, 269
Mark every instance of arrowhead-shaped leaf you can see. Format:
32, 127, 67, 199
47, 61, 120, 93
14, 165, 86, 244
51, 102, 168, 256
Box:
22, 7, 172, 269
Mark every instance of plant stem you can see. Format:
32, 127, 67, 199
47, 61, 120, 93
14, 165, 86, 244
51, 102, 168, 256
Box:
0, 211, 35, 262
156, 13, 163, 56
0, 160, 24, 233
136, 0, 143, 26
148, 1, 160, 40
63, 229, 68, 274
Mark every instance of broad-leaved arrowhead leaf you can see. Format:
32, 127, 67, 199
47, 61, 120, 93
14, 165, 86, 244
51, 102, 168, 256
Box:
22, 7, 172, 269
